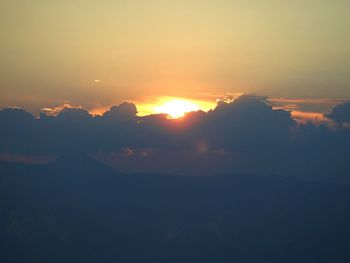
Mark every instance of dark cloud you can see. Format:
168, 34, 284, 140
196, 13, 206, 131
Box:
0, 96, 349, 182
0, 107, 34, 124
0, 108, 36, 153
326, 101, 350, 124
202, 95, 296, 151
102, 102, 138, 121
56, 107, 91, 121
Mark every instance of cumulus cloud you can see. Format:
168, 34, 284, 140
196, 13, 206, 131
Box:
0, 95, 349, 181
57, 107, 91, 121
203, 95, 296, 151
102, 102, 138, 122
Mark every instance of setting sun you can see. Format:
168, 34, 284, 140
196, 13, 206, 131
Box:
136, 96, 216, 117
155, 99, 200, 118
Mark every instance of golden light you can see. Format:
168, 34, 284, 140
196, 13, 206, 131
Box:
135, 96, 217, 117
155, 99, 200, 118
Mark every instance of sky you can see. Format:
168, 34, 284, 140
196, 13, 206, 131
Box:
1, 0, 350, 114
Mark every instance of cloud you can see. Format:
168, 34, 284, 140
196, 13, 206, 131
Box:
203, 95, 296, 151
268, 98, 346, 105
0, 96, 349, 181
57, 107, 92, 121
0, 153, 56, 164
40, 102, 82, 116
102, 102, 138, 121
291, 111, 331, 125
267, 97, 346, 114
326, 101, 350, 124
0, 107, 34, 123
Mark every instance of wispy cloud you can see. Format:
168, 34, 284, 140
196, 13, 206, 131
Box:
268, 98, 348, 115
268, 98, 347, 105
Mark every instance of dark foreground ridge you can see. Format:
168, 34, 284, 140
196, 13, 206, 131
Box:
1, 155, 350, 263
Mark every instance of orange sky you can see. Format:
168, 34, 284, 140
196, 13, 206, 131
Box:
1, 1, 349, 113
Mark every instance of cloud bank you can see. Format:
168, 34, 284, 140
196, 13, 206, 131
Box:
1, 96, 349, 181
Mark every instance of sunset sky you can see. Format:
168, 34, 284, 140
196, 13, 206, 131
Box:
1, 0, 349, 114
2, 2, 350, 261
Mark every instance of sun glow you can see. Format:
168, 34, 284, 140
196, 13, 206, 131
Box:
155, 99, 200, 118
136, 96, 217, 117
